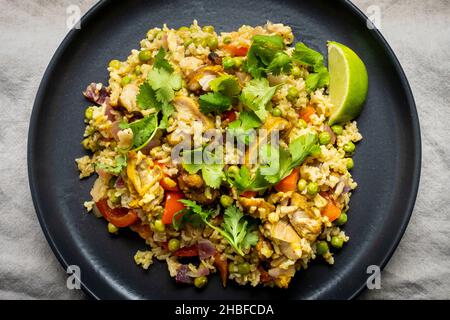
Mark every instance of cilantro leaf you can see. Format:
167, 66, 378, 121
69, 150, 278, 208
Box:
245, 35, 286, 78
153, 48, 173, 72
288, 133, 321, 170
128, 114, 159, 150
199, 92, 232, 114
242, 224, 259, 249
201, 163, 225, 189
179, 200, 259, 256
96, 155, 127, 175
227, 111, 261, 145
240, 78, 279, 121
226, 166, 271, 192
267, 52, 292, 75
160, 103, 174, 129
181, 150, 225, 189
178, 199, 215, 222
147, 68, 182, 104
228, 134, 320, 190
226, 166, 253, 191
260, 144, 291, 183
292, 42, 330, 92
136, 82, 159, 110
222, 205, 259, 255
305, 66, 330, 93
209, 75, 241, 97
292, 42, 325, 70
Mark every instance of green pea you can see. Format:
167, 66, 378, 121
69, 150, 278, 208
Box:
319, 131, 331, 145
335, 213, 348, 226
297, 179, 307, 192
298, 119, 307, 129
222, 56, 235, 69
343, 141, 356, 153
85, 107, 94, 120
233, 57, 243, 68
316, 241, 329, 255
184, 39, 193, 47
331, 236, 344, 249
227, 165, 240, 176
307, 182, 319, 195
291, 65, 301, 77
138, 50, 152, 62
207, 37, 218, 50
202, 25, 215, 33
237, 262, 251, 275
220, 195, 234, 208
228, 263, 237, 273
109, 59, 121, 69
272, 107, 282, 117
331, 125, 343, 135
287, 86, 299, 101
223, 36, 232, 44
346, 158, 354, 169
121, 76, 132, 86
134, 65, 142, 76
108, 223, 119, 234
168, 238, 180, 252
154, 219, 165, 233
178, 26, 190, 31
194, 276, 208, 288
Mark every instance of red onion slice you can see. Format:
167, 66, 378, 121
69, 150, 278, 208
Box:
198, 239, 216, 260
175, 265, 193, 284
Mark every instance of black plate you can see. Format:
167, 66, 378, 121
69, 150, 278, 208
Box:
28, 0, 420, 299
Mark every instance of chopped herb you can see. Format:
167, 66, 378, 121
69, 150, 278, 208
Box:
96, 155, 127, 175
182, 149, 225, 189
136, 82, 158, 110
209, 75, 241, 97
178, 200, 259, 256
245, 35, 287, 78
153, 48, 173, 72
292, 42, 330, 92
227, 111, 261, 145
266, 51, 292, 75
199, 92, 232, 114
127, 114, 159, 150
240, 78, 279, 121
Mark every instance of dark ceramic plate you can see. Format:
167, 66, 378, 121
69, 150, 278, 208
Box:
28, 0, 420, 299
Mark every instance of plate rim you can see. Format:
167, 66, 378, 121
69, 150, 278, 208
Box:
27, 0, 421, 300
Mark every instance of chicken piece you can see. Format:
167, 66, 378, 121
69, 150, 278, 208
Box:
279, 241, 302, 260
288, 210, 322, 242
119, 84, 140, 112
269, 219, 301, 243
244, 115, 291, 166
173, 96, 214, 130
117, 128, 133, 149
290, 192, 309, 211
187, 65, 222, 92
179, 57, 204, 76
256, 238, 274, 260
177, 172, 219, 204
179, 173, 204, 188
238, 197, 275, 219
268, 265, 296, 288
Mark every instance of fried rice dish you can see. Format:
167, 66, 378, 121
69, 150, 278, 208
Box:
76, 21, 364, 289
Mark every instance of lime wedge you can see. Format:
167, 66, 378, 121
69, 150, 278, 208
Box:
327, 41, 368, 125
